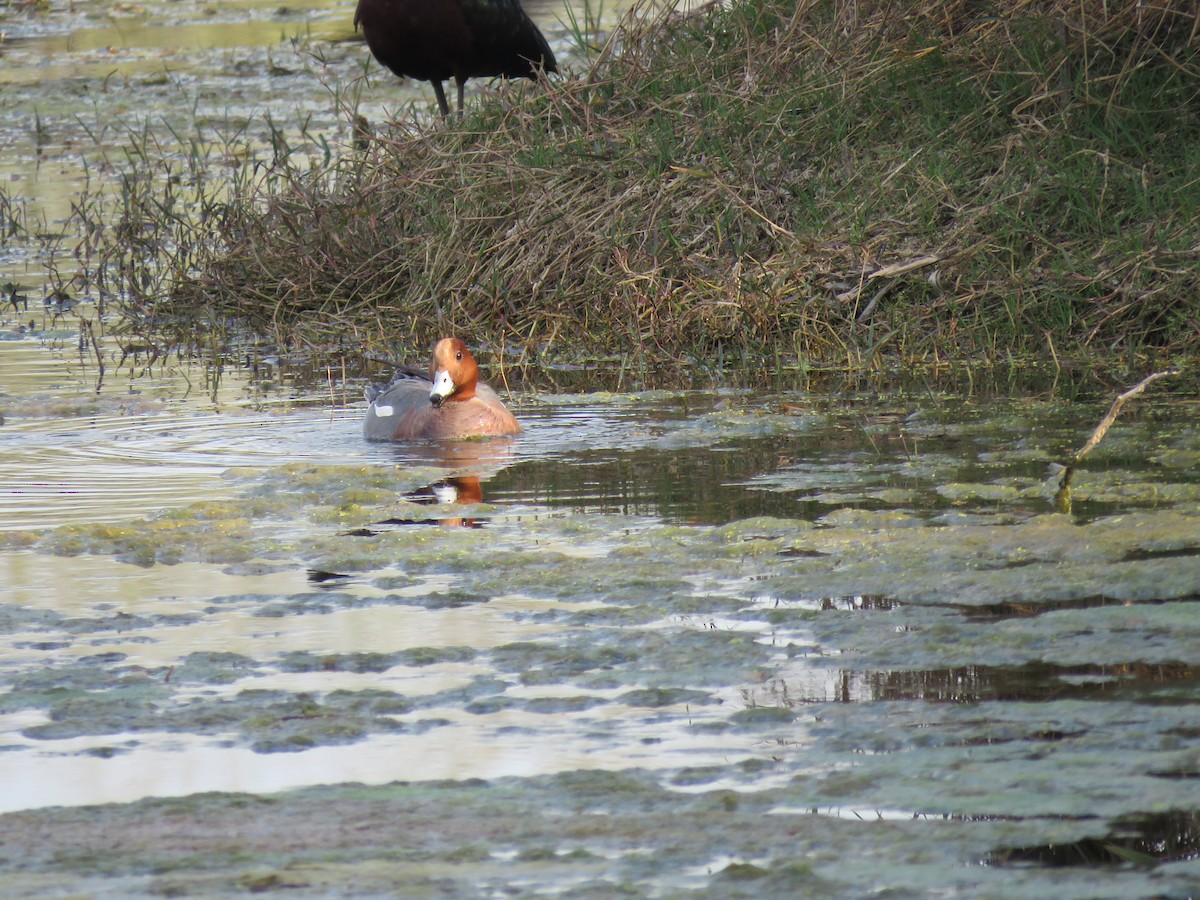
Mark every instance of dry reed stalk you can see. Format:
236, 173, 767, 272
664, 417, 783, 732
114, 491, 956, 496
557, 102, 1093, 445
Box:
1055, 367, 1181, 508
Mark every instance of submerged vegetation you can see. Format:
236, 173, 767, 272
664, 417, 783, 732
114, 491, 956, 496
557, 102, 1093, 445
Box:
6, 0, 1200, 372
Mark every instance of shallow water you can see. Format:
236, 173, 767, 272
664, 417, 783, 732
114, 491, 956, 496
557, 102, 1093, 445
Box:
2, 331, 1200, 895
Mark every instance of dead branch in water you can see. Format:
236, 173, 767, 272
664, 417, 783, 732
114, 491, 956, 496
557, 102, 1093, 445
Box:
1055, 368, 1181, 509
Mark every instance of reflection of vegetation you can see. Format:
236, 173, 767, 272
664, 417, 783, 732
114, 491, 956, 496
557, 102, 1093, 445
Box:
859, 661, 1198, 704
747, 662, 1200, 706
990, 810, 1200, 868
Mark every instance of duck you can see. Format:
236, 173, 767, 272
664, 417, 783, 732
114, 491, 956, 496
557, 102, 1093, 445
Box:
364, 337, 521, 441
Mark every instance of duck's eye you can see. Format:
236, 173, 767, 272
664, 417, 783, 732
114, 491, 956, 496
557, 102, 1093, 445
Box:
456, 350, 462, 361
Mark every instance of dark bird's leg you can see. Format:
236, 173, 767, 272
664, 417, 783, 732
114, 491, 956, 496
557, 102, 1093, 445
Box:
430, 80, 451, 118
456, 76, 467, 119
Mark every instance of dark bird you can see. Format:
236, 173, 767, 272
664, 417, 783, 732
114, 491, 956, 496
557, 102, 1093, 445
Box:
354, 0, 557, 118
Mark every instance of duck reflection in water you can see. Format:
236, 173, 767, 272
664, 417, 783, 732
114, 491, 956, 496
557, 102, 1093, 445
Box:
406, 472, 486, 528
364, 441, 515, 530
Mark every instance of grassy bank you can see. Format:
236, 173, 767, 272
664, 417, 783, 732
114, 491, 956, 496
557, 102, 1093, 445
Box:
149, 0, 1200, 370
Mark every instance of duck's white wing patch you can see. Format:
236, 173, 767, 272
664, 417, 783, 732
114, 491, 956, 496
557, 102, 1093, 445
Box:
373, 404, 395, 417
